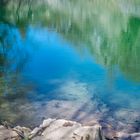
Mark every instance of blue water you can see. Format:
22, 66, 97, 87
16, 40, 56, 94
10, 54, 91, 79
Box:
0, 24, 140, 131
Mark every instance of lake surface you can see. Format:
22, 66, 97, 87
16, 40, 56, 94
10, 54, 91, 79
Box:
0, 0, 140, 133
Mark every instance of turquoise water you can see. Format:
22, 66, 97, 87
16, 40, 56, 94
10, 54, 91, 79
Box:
0, 0, 140, 133
0, 24, 140, 131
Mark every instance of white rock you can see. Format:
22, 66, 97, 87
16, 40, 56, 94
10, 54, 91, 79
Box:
32, 119, 104, 140
40, 118, 56, 128
0, 126, 18, 140
31, 127, 41, 135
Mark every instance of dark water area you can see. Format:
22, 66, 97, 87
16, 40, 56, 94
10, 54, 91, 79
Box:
0, 0, 140, 133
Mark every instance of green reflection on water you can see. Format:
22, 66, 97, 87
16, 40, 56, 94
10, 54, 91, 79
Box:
0, 0, 140, 82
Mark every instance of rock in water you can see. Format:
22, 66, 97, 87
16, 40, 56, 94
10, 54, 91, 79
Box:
31, 119, 105, 140
0, 118, 140, 140
0, 119, 104, 140
0, 125, 19, 140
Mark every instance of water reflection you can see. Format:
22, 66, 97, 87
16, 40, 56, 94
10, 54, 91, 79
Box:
0, 24, 32, 124
1, 0, 140, 82
0, 0, 140, 134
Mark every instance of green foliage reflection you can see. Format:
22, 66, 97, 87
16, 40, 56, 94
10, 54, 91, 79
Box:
0, 0, 140, 82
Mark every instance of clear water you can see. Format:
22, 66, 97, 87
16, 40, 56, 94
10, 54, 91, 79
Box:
0, 0, 140, 133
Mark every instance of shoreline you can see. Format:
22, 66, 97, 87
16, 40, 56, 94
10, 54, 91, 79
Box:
0, 118, 140, 140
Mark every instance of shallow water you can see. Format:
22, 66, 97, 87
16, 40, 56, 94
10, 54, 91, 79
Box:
0, 0, 140, 133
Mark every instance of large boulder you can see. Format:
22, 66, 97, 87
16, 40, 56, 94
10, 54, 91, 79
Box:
30, 118, 105, 140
